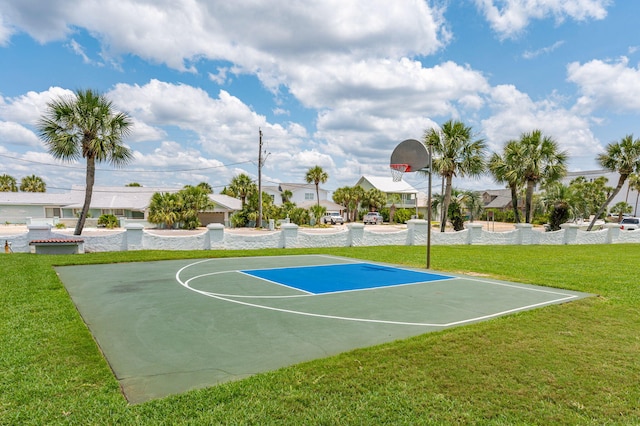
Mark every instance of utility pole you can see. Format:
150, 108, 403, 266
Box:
258, 128, 263, 228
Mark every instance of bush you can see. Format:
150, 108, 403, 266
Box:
97, 214, 119, 229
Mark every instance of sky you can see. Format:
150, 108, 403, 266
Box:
1, 0, 639, 196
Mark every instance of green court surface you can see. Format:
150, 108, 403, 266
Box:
56, 254, 591, 404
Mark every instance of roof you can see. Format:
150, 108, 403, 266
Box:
355, 175, 418, 194
64, 185, 179, 210
0, 192, 76, 205
279, 183, 325, 192
485, 195, 512, 209
209, 194, 242, 211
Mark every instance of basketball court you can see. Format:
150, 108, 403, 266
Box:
56, 254, 590, 403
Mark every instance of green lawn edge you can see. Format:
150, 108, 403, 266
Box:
1, 245, 639, 425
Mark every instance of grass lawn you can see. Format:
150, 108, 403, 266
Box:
1, 245, 639, 425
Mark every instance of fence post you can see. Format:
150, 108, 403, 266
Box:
281, 223, 299, 248
125, 223, 145, 251
465, 223, 483, 245
560, 223, 579, 244
27, 224, 52, 242
348, 223, 365, 246
514, 223, 533, 245
604, 223, 620, 243
207, 223, 225, 249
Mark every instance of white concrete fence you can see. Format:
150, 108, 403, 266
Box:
2, 220, 639, 254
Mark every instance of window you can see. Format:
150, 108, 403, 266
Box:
45, 207, 61, 218
305, 193, 315, 200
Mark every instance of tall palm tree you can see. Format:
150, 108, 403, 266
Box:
228, 173, 256, 208
519, 130, 568, 223
489, 140, 525, 223
628, 173, 640, 216
0, 174, 18, 192
423, 120, 486, 232
305, 165, 328, 207
38, 89, 133, 235
587, 135, 640, 231
19, 175, 46, 192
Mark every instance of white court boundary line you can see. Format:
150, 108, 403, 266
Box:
175, 256, 581, 327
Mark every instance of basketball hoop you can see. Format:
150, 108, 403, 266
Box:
390, 163, 410, 182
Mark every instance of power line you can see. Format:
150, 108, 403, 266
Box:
0, 153, 254, 173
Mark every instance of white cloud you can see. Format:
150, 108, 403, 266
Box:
474, 0, 611, 39
522, 40, 565, 59
0, 87, 74, 123
482, 84, 602, 168
0, 121, 41, 147
567, 56, 640, 113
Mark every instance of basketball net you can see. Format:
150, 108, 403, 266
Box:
390, 164, 410, 182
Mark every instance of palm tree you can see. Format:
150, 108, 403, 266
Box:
19, 175, 46, 192
361, 188, 387, 212
519, 130, 568, 223
305, 165, 328, 207
179, 185, 214, 229
489, 140, 525, 223
627, 173, 640, 216
148, 192, 181, 229
196, 182, 213, 194
228, 173, 256, 208
38, 89, 133, 235
423, 120, 486, 232
587, 135, 640, 231
541, 182, 574, 231
281, 189, 293, 204
0, 174, 18, 192
461, 190, 483, 222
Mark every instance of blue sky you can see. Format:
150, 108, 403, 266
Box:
1, 0, 639, 195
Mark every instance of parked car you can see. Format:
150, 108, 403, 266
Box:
321, 212, 344, 225
363, 211, 383, 225
619, 217, 640, 230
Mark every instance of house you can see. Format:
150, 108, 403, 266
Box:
0, 185, 242, 226
562, 169, 640, 216
481, 189, 514, 211
278, 183, 329, 206
355, 175, 419, 211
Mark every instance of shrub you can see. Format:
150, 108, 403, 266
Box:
97, 214, 119, 229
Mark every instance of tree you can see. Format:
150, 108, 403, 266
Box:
461, 190, 483, 222
228, 173, 257, 208
0, 174, 18, 192
305, 165, 328, 207
281, 189, 293, 204
519, 130, 568, 224
361, 188, 387, 212
627, 173, 640, 216
126, 182, 141, 187
423, 120, 486, 232
179, 185, 214, 229
568, 176, 609, 221
196, 182, 213, 194
540, 182, 574, 231
489, 140, 525, 223
19, 174, 46, 192
588, 135, 640, 231
38, 89, 133, 235
148, 192, 181, 229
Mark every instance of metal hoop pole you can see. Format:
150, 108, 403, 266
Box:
427, 144, 432, 269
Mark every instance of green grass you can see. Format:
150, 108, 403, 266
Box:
1, 245, 639, 425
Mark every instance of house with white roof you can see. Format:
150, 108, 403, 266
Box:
0, 185, 242, 226
355, 175, 420, 212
